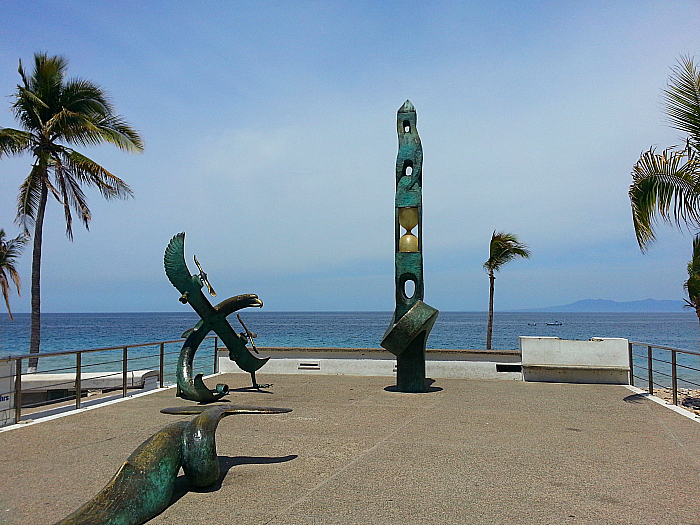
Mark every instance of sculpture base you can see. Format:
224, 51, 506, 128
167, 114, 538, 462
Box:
395, 332, 428, 392
381, 301, 439, 393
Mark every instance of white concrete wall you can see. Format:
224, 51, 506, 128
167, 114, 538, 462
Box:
520, 336, 629, 384
219, 354, 523, 380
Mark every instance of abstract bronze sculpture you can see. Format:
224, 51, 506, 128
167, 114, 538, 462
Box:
54, 404, 291, 525
381, 101, 439, 392
165, 232, 269, 400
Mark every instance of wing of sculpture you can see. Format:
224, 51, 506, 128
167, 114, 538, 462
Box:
164, 232, 198, 295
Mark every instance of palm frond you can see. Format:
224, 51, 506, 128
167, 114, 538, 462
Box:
44, 108, 97, 142
63, 149, 134, 199
92, 114, 144, 152
484, 231, 531, 273
688, 234, 700, 275
0, 229, 28, 320
21, 55, 66, 130
17, 58, 27, 87
0, 278, 12, 320
15, 162, 44, 232
12, 86, 48, 131
55, 77, 142, 151
12, 55, 66, 133
0, 128, 33, 157
685, 275, 700, 305
55, 161, 91, 239
664, 56, 700, 148
685, 234, 700, 305
0, 229, 28, 266
59, 78, 113, 116
629, 145, 700, 249
52, 159, 74, 239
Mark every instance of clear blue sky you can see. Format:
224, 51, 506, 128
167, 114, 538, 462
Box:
1, 1, 699, 312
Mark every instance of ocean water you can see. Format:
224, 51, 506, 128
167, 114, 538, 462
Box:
2, 311, 699, 356
1, 311, 698, 386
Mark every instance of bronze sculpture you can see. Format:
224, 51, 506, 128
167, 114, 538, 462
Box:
54, 404, 291, 525
164, 232, 270, 400
381, 101, 439, 392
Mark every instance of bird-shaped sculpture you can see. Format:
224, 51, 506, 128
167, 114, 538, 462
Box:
164, 232, 270, 401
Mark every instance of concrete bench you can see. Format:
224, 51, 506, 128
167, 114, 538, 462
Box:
520, 337, 629, 384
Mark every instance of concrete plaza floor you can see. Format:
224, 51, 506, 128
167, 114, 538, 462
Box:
1, 373, 699, 524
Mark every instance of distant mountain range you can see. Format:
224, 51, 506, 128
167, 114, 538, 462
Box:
520, 299, 688, 313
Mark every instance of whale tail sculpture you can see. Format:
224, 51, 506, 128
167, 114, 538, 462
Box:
54, 404, 291, 525
165, 232, 270, 401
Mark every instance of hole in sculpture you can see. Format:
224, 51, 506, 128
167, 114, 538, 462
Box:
404, 279, 415, 299
403, 160, 413, 178
403, 120, 411, 133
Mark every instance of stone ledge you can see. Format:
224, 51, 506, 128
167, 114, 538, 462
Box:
218, 348, 522, 380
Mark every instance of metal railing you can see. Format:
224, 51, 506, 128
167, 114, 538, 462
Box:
0, 336, 220, 424
628, 341, 700, 406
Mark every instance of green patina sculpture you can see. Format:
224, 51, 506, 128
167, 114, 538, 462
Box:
165, 232, 270, 400
381, 100, 439, 393
54, 404, 291, 525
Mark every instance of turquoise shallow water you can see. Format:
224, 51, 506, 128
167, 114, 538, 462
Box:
1, 311, 698, 387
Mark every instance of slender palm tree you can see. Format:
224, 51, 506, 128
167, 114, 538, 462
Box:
484, 231, 530, 350
629, 55, 700, 250
0, 53, 143, 371
684, 234, 700, 326
0, 229, 27, 320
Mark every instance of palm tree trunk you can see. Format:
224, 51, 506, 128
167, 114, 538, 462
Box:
486, 271, 495, 350
28, 179, 48, 373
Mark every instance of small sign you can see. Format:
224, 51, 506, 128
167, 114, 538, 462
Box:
0, 359, 16, 427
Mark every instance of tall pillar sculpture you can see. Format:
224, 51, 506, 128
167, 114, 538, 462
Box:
381, 100, 439, 393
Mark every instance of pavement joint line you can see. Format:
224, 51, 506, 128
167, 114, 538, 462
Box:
624, 385, 700, 424
262, 395, 445, 525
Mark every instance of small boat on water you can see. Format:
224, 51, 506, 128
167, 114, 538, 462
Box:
546, 321, 563, 326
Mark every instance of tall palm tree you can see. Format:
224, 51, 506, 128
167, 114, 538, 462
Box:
0, 53, 143, 371
0, 229, 27, 320
684, 234, 700, 326
629, 56, 700, 250
484, 231, 530, 350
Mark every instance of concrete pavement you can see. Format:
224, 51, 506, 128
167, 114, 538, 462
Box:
1, 373, 699, 524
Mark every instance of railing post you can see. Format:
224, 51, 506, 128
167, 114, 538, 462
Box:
75, 353, 82, 410
159, 342, 165, 388
122, 347, 128, 398
14, 358, 21, 424
647, 345, 654, 395
214, 336, 219, 374
672, 350, 678, 405
628, 342, 634, 386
